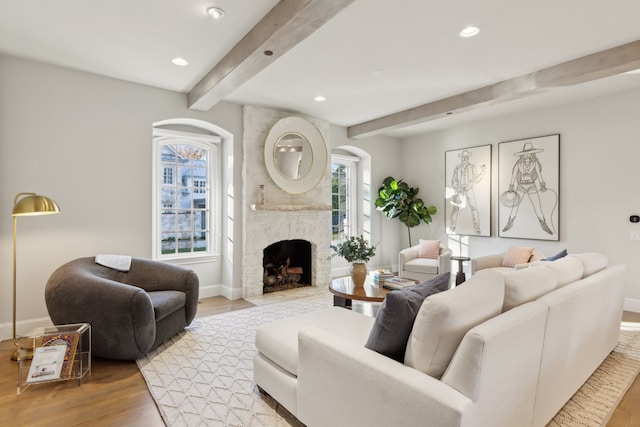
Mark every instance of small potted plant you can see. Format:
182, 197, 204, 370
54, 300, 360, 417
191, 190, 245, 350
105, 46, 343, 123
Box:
334, 235, 376, 287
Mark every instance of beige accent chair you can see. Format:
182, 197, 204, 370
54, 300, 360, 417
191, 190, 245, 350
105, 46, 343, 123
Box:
470, 249, 545, 275
398, 245, 452, 282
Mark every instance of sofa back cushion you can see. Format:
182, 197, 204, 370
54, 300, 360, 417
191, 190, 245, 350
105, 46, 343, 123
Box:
502, 266, 557, 311
570, 252, 608, 278
530, 255, 584, 288
364, 272, 450, 362
404, 270, 505, 378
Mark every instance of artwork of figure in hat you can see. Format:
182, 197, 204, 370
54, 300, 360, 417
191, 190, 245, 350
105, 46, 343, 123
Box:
501, 142, 554, 234
449, 150, 487, 234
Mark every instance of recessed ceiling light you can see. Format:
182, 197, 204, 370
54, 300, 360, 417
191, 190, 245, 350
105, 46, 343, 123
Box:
207, 7, 225, 19
459, 26, 480, 38
171, 57, 189, 67
314, 96, 326, 102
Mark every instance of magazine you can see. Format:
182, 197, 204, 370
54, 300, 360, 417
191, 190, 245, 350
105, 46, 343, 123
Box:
26, 345, 67, 383
40, 332, 80, 378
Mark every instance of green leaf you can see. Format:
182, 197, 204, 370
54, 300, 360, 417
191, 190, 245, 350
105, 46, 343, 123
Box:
374, 176, 438, 245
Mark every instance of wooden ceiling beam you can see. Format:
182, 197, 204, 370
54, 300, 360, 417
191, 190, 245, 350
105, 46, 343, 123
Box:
187, 0, 355, 111
347, 39, 640, 139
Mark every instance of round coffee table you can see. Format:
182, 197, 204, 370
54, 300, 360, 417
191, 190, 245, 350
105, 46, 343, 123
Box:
328, 276, 394, 309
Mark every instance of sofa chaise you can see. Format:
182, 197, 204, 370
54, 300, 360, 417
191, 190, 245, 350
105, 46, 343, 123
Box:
254, 253, 625, 427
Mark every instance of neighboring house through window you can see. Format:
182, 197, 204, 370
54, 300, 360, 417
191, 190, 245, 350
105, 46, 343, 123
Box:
153, 125, 221, 260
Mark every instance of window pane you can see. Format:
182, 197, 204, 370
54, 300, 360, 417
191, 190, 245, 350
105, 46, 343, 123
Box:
157, 139, 212, 257
331, 161, 351, 241
162, 233, 176, 254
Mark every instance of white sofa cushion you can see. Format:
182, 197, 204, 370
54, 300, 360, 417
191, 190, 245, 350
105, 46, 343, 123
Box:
502, 266, 557, 311
404, 257, 440, 274
530, 255, 584, 288
255, 307, 374, 376
365, 272, 450, 362
571, 252, 608, 278
404, 270, 505, 378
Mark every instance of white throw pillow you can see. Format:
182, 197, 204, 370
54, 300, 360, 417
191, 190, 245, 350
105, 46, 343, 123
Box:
404, 269, 505, 378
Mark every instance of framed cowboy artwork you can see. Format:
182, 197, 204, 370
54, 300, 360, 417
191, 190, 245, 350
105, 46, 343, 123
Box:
445, 144, 492, 236
498, 134, 560, 241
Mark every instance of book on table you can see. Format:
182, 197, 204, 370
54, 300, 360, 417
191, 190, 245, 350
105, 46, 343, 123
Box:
370, 270, 394, 283
383, 277, 417, 289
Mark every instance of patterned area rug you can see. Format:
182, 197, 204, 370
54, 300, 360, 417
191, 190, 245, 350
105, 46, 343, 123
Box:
138, 296, 640, 427
137, 293, 330, 426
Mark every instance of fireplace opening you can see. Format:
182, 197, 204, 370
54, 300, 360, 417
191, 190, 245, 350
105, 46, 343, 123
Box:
263, 239, 312, 293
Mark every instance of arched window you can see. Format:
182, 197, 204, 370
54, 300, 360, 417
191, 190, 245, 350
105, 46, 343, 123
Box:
331, 147, 372, 244
152, 125, 221, 260
331, 154, 358, 242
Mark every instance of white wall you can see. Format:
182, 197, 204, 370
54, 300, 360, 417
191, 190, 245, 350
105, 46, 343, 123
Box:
4, 52, 638, 339
400, 88, 640, 311
0, 55, 244, 338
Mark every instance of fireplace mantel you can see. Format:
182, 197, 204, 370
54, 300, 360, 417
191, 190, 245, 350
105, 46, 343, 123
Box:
250, 204, 331, 211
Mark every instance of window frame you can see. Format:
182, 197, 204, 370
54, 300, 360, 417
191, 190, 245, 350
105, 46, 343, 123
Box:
331, 153, 359, 244
152, 128, 221, 261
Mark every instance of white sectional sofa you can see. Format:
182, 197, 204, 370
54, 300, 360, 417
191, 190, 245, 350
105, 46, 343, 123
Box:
470, 249, 546, 275
254, 253, 626, 427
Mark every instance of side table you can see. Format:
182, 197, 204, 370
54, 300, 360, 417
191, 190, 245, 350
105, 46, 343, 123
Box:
451, 256, 471, 285
17, 323, 91, 394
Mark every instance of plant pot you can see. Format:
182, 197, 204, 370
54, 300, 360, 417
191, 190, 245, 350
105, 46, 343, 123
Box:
350, 262, 367, 287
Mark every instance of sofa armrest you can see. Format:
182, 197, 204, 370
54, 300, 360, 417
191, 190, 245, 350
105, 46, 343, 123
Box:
297, 326, 471, 427
128, 258, 199, 323
470, 253, 505, 274
439, 247, 453, 274
45, 272, 156, 359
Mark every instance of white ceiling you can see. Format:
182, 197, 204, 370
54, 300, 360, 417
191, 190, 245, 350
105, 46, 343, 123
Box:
2, 0, 640, 138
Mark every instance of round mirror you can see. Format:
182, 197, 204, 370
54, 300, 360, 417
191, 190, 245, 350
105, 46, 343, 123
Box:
274, 133, 312, 179
264, 117, 327, 194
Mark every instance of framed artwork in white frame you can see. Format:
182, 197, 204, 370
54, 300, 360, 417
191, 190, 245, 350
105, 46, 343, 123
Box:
498, 134, 560, 241
445, 144, 492, 237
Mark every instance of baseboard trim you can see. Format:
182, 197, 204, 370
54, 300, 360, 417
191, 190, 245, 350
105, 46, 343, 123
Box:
198, 283, 243, 301
624, 297, 640, 313
0, 316, 53, 342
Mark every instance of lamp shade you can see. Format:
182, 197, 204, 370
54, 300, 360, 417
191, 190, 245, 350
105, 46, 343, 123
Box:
12, 194, 61, 217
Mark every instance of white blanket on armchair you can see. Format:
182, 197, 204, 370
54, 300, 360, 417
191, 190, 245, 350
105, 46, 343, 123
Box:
95, 254, 132, 272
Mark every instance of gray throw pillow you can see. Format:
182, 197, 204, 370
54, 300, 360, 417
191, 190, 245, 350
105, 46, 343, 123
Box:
543, 249, 568, 261
365, 272, 450, 362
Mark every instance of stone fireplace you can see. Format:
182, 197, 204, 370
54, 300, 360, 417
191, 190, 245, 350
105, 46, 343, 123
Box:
263, 239, 312, 293
241, 105, 332, 298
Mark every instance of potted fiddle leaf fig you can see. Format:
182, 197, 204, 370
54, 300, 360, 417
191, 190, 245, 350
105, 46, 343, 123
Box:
375, 176, 437, 247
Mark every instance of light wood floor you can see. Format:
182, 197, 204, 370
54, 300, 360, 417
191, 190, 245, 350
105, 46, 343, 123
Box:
0, 300, 638, 427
